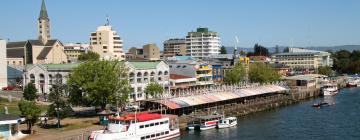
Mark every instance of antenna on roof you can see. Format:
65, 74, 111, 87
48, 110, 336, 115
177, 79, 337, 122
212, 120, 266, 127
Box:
105, 15, 110, 26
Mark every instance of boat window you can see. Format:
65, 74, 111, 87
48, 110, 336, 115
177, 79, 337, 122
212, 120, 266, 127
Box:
145, 124, 149, 128
140, 125, 144, 128
146, 135, 150, 138
141, 137, 145, 140
156, 133, 160, 136
164, 120, 168, 124
165, 131, 169, 134
116, 120, 120, 124
160, 122, 164, 124
161, 132, 164, 135
150, 123, 154, 127
151, 134, 155, 137
155, 122, 159, 125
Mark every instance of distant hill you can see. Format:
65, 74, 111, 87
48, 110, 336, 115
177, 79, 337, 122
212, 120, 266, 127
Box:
225, 45, 360, 54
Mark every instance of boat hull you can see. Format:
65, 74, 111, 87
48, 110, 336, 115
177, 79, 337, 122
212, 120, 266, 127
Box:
200, 125, 216, 131
217, 122, 237, 129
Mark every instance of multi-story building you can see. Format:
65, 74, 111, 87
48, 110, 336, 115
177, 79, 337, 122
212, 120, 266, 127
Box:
64, 43, 90, 62
127, 44, 160, 60
186, 28, 221, 59
272, 48, 333, 70
6, 0, 68, 66
163, 38, 186, 57
90, 25, 125, 60
126, 61, 169, 101
0, 39, 7, 88
167, 56, 213, 86
23, 61, 170, 102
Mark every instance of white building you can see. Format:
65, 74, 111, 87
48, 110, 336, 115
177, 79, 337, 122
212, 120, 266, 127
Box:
0, 39, 7, 88
186, 28, 221, 59
22, 61, 170, 102
272, 48, 333, 70
90, 25, 125, 61
23, 63, 77, 95
126, 61, 170, 101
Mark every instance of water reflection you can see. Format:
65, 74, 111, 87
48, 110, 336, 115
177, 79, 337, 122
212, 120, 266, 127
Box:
323, 96, 336, 105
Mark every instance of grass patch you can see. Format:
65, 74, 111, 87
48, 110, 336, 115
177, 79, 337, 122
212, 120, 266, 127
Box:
0, 97, 48, 116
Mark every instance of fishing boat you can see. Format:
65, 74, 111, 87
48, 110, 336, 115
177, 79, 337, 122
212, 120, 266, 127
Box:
322, 84, 338, 96
89, 112, 180, 140
217, 117, 237, 129
346, 78, 360, 88
187, 114, 222, 131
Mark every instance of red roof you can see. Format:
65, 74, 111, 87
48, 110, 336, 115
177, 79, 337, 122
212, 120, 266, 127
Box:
170, 74, 193, 80
108, 113, 162, 122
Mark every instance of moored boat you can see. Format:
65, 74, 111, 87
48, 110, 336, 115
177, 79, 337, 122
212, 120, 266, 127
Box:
217, 117, 237, 129
89, 112, 180, 140
322, 84, 338, 96
187, 114, 222, 131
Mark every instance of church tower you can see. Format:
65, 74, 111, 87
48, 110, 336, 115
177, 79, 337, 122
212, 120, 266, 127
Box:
38, 0, 50, 44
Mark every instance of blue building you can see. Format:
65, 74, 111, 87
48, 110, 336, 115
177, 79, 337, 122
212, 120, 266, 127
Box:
212, 64, 224, 83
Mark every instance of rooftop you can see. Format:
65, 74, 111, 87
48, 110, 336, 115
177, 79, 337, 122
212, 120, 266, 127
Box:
27, 63, 81, 71
127, 61, 161, 70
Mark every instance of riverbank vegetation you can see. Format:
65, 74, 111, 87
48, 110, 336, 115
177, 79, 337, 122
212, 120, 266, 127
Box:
332, 50, 360, 74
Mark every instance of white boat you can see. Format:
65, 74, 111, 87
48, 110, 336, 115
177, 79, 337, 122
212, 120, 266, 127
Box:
217, 117, 237, 129
89, 112, 180, 140
322, 84, 338, 96
346, 77, 360, 88
187, 114, 222, 131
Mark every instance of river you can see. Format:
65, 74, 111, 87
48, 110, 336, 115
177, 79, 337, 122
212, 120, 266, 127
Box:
178, 87, 360, 140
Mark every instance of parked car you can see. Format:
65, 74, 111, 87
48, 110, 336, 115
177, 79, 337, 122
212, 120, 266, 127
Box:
2, 86, 15, 91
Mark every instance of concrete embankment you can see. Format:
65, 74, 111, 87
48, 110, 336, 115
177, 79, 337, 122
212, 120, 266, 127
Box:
177, 88, 321, 130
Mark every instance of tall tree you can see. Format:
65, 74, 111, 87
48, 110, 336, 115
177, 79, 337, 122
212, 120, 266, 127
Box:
144, 82, 164, 99
67, 61, 131, 110
253, 43, 269, 56
283, 47, 289, 53
78, 51, 100, 61
47, 78, 72, 128
249, 63, 280, 83
318, 66, 333, 76
18, 100, 41, 134
220, 46, 227, 54
224, 62, 246, 84
23, 83, 37, 101
275, 45, 280, 54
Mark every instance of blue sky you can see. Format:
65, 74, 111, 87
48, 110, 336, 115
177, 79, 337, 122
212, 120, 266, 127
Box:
1, 0, 359, 50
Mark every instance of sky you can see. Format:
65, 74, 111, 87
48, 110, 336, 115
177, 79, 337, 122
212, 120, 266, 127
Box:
0, 0, 359, 50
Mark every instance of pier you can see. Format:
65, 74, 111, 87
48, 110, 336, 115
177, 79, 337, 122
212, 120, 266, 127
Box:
143, 83, 322, 130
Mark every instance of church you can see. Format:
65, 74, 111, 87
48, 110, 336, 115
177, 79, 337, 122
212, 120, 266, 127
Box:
6, 0, 68, 66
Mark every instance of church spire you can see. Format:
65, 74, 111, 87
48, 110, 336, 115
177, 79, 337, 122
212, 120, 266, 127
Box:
39, 0, 48, 20
38, 0, 50, 44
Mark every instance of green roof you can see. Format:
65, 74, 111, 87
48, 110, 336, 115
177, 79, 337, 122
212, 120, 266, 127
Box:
187, 27, 218, 37
128, 61, 161, 70
27, 63, 80, 71
39, 0, 49, 20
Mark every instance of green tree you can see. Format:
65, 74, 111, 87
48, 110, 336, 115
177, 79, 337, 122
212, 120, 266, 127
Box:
224, 62, 246, 84
67, 61, 131, 110
220, 46, 227, 54
254, 43, 269, 56
18, 100, 41, 133
78, 51, 100, 61
318, 66, 333, 76
47, 79, 73, 128
239, 50, 246, 56
23, 83, 37, 101
144, 83, 164, 99
275, 45, 280, 54
249, 63, 280, 83
283, 47, 289, 53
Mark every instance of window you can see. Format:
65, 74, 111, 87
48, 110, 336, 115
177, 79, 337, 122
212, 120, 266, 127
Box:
140, 125, 144, 128
13, 61, 15, 65
155, 122, 159, 125
160, 122, 164, 124
164, 120, 168, 124
145, 124, 149, 128
146, 135, 150, 139
156, 133, 160, 136
150, 123, 154, 127
151, 134, 155, 138
165, 131, 169, 134
161, 132, 165, 135
103, 46, 107, 49
141, 137, 145, 140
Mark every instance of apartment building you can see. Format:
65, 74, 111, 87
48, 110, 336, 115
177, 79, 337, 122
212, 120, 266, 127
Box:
163, 38, 187, 57
272, 48, 333, 70
90, 25, 125, 60
127, 44, 160, 60
64, 43, 90, 62
186, 28, 221, 59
